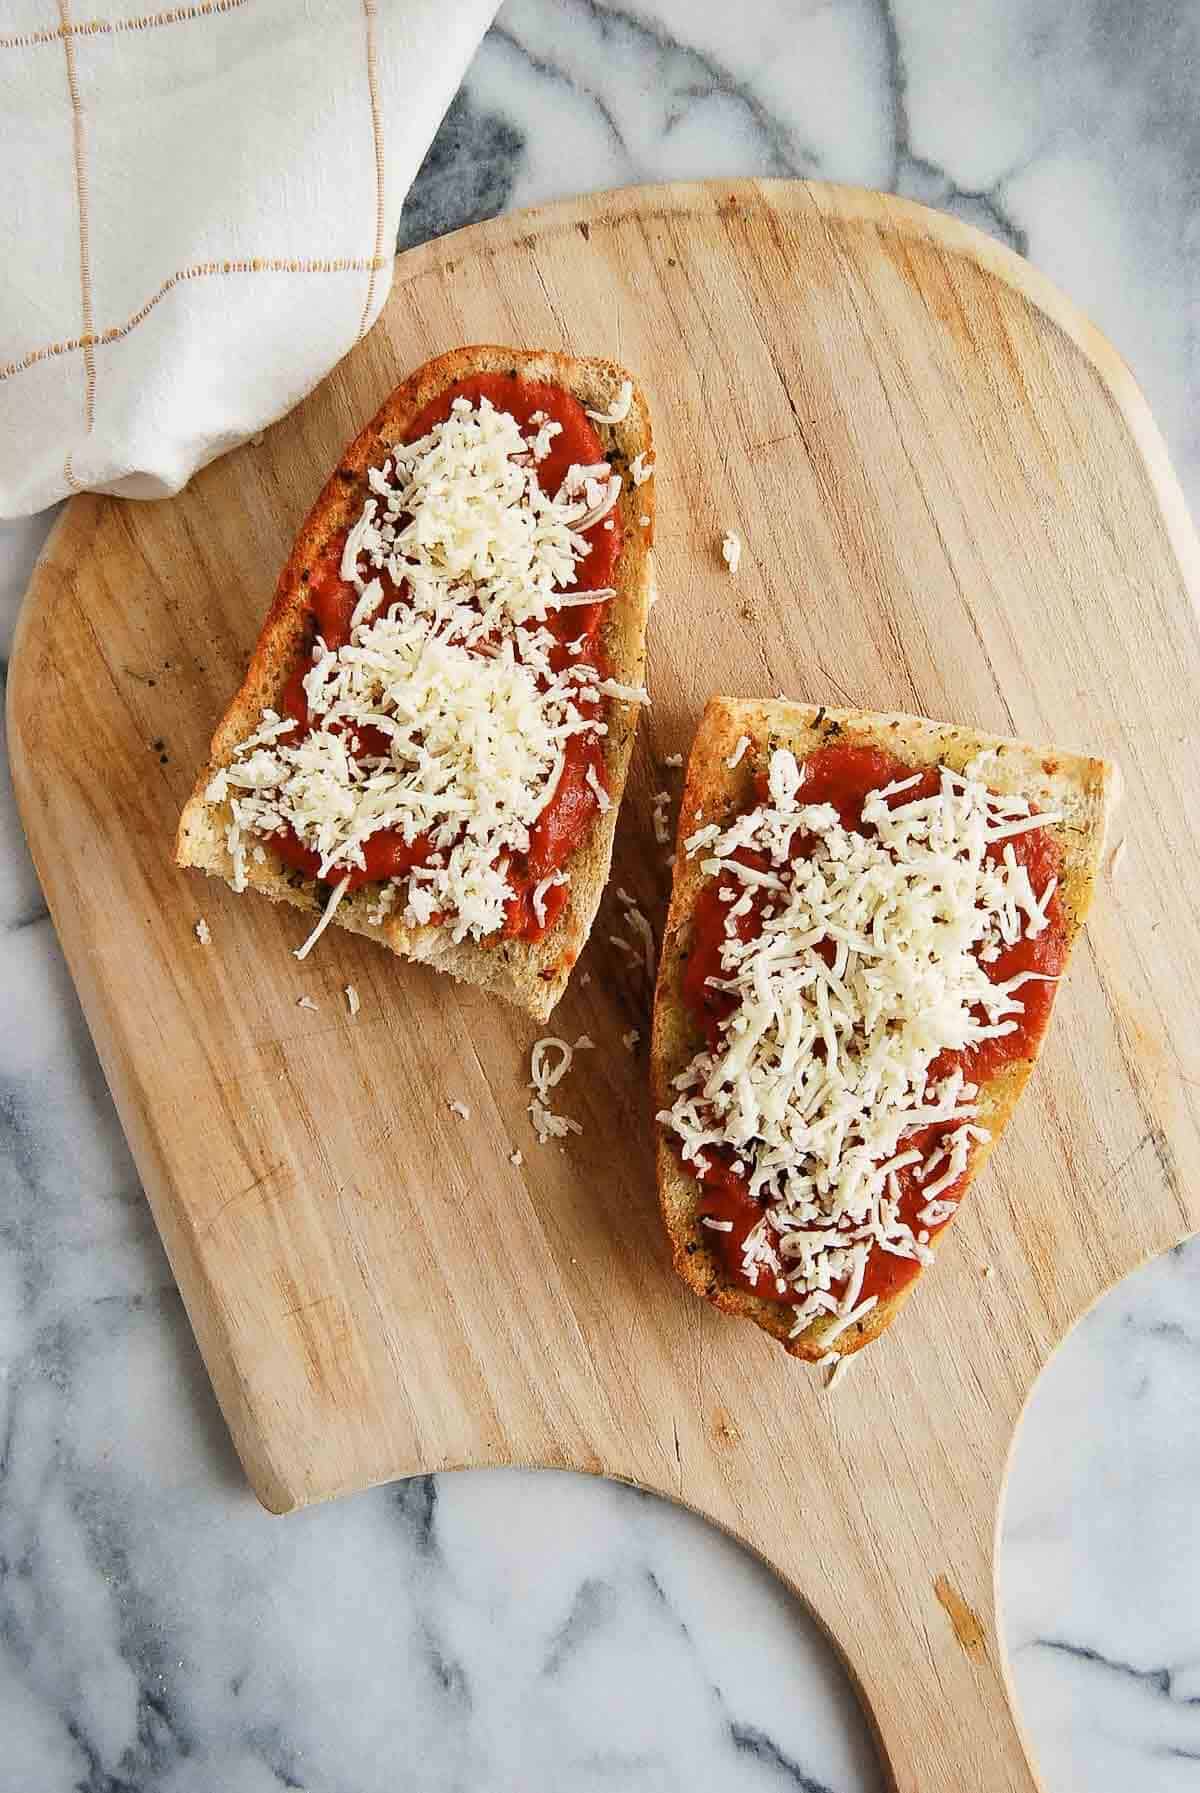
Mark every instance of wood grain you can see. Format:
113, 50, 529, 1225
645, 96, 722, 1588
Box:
9, 180, 1200, 1793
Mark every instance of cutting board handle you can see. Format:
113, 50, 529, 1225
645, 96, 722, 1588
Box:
687, 1442, 1042, 1793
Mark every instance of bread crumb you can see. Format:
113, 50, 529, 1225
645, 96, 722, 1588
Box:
663, 752, 683, 768
510, 1149, 524, 1168
580, 971, 592, 987
630, 452, 654, 486
622, 1028, 640, 1051
639, 513, 651, 527
721, 529, 742, 574
652, 789, 672, 845
297, 995, 319, 1012
448, 1099, 470, 1121
982, 1263, 995, 1280
574, 1034, 596, 1050
194, 918, 212, 946
344, 984, 360, 1017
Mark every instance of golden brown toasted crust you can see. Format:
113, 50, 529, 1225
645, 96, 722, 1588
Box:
651, 697, 1119, 1361
175, 345, 655, 1021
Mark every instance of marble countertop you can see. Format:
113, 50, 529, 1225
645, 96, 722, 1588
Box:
4, 3, 1200, 1789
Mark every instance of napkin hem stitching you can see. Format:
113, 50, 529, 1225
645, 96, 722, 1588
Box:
0, 256, 392, 386
0, 0, 248, 53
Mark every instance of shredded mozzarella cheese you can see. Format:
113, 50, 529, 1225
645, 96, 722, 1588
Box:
615, 890, 657, 982
532, 871, 569, 930
210, 397, 628, 947
528, 1036, 583, 1144
657, 752, 1061, 1335
829, 1354, 851, 1388
585, 379, 633, 425
585, 762, 611, 813
293, 876, 351, 961
596, 677, 651, 706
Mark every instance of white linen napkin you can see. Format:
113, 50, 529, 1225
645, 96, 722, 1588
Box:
0, 0, 498, 519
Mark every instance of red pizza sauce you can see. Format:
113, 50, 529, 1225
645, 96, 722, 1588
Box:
681, 741, 1067, 1307
271, 373, 621, 940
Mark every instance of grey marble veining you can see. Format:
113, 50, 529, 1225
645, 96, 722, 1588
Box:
3, 3, 1200, 1789
1001, 1241, 1200, 1790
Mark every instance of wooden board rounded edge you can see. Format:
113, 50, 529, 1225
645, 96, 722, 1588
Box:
387, 175, 1200, 598
10, 179, 1200, 1793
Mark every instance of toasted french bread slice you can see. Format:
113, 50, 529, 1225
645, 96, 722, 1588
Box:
651, 697, 1118, 1361
176, 345, 655, 1022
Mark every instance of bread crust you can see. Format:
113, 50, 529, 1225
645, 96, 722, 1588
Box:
651, 697, 1119, 1361
175, 345, 655, 1021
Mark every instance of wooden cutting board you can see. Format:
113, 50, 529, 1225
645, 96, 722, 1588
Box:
10, 180, 1200, 1792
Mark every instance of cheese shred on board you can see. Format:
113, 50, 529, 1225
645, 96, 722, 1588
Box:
208, 396, 632, 946
528, 1035, 584, 1144
658, 750, 1061, 1339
